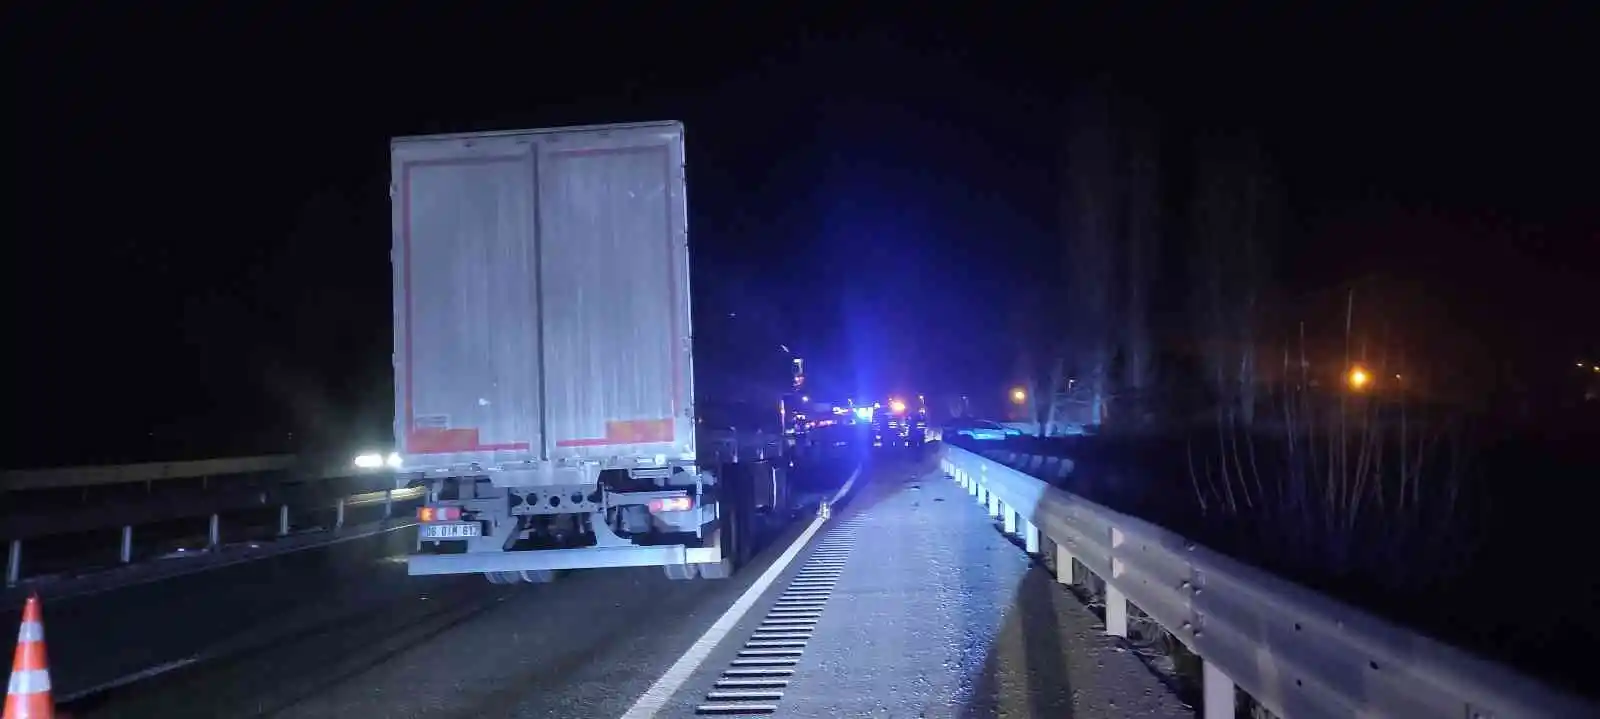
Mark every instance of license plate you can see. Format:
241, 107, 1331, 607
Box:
421, 522, 481, 539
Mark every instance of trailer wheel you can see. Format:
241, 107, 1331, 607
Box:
484, 570, 556, 584
698, 559, 733, 580
662, 563, 699, 581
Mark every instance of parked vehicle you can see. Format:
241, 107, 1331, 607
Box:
949, 419, 1018, 441
390, 121, 778, 583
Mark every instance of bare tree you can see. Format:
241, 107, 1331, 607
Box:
1046, 86, 1167, 436
1189, 132, 1278, 426
1009, 278, 1063, 434
1117, 105, 1161, 426
1059, 89, 1120, 429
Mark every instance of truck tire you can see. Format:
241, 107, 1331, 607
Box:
483, 570, 556, 584
698, 559, 733, 579
662, 563, 699, 581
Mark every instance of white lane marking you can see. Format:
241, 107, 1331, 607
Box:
827, 467, 860, 505
619, 464, 863, 719
39, 521, 422, 702
57, 656, 199, 703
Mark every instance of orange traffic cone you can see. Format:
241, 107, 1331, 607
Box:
4, 594, 52, 719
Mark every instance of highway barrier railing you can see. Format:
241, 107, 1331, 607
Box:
933, 435, 1598, 719
2, 455, 417, 587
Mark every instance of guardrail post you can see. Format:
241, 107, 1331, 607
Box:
278, 504, 290, 536
208, 513, 221, 550
1056, 542, 1076, 585
1106, 526, 1128, 637
120, 525, 133, 564
383, 489, 394, 519
335, 497, 346, 531
1003, 506, 1017, 534
1022, 518, 1039, 554
1202, 661, 1236, 719
986, 492, 1000, 518
6, 539, 20, 587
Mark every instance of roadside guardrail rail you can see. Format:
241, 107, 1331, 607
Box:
933, 432, 1598, 719
2, 454, 416, 587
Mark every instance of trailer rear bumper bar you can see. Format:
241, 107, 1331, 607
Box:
407, 544, 721, 576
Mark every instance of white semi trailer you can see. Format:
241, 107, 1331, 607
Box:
390, 121, 774, 583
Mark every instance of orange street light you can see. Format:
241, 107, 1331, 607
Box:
1010, 387, 1027, 404
1347, 366, 1371, 391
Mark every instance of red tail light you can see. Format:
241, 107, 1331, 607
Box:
418, 506, 461, 522
648, 496, 694, 513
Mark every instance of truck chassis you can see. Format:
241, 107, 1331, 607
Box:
407, 457, 779, 582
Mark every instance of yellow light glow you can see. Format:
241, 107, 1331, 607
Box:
1348, 366, 1371, 390
1010, 387, 1027, 404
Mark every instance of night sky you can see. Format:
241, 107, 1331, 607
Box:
7, 5, 1595, 466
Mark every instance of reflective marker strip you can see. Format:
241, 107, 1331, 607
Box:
619, 465, 863, 719
622, 517, 826, 718
828, 469, 859, 505
16, 620, 43, 642
7, 668, 51, 694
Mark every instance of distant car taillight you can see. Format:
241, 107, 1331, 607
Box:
418, 506, 462, 522
648, 497, 693, 513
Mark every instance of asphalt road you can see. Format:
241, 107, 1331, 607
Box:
6, 445, 1189, 718
16, 455, 864, 719
658, 455, 1192, 718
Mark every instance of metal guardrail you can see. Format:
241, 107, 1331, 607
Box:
0, 454, 358, 492
936, 437, 1598, 719
2, 454, 412, 587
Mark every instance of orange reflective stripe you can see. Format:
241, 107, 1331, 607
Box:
3, 689, 55, 719
10, 639, 46, 672
4, 595, 53, 719
17, 599, 40, 626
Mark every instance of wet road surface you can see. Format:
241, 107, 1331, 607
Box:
7, 448, 1189, 718
659, 458, 1192, 718
28, 459, 860, 718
